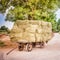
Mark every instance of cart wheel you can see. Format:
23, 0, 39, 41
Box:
26, 43, 32, 52
18, 43, 24, 51
46, 41, 48, 43
40, 42, 44, 48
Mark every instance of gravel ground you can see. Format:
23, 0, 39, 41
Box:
1, 33, 60, 60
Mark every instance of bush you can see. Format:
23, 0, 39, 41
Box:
0, 40, 5, 47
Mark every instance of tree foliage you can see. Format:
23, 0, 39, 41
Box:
0, 26, 8, 30
5, 0, 58, 21
0, 26, 10, 34
0, 0, 60, 32
0, 0, 59, 13
57, 19, 60, 31
0, 0, 10, 13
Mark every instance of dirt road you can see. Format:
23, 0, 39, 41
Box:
3, 33, 60, 60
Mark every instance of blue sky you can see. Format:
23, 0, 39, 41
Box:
0, 13, 14, 30
0, 9, 60, 30
0, 14, 5, 26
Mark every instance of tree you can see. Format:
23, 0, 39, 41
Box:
0, 0, 59, 32
0, 0, 10, 13
0, 26, 10, 34
5, 0, 58, 21
0, 26, 8, 30
0, 0, 59, 13
57, 0, 60, 8
57, 19, 60, 31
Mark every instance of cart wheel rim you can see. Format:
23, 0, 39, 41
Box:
40, 42, 44, 48
26, 44, 32, 51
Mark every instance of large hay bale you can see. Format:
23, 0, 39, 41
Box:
10, 32, 23, 39
23, 32, 35, 42
29, 20, 39, 25
11, 24, 23, 33
16, 20, 29, 25
25, 24, 38, 33
35, 33, 42, 42
10, 20, 52, 43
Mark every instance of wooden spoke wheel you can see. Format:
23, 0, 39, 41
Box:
40, 42, 44, 48
26, 43, 32, 52
18, 43, 24, 51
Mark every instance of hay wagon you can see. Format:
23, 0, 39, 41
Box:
10, 20, 52, 51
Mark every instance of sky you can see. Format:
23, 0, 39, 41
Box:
55, 9, 60, 21
0, 13, 14, 30
0, 9, 60, 30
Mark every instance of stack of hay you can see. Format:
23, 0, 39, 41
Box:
10, 20, 52, 43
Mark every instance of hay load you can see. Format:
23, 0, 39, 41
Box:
10, 20, 52, 42
9, 20, 52, 51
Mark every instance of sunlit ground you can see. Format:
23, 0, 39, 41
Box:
0, 33, 60, 60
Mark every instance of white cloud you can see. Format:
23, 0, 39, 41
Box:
4, 21, 14, 30
55, 9, 60, 21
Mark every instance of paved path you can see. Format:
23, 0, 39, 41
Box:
0, 52, 4, 60
3, 33, 60, 60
